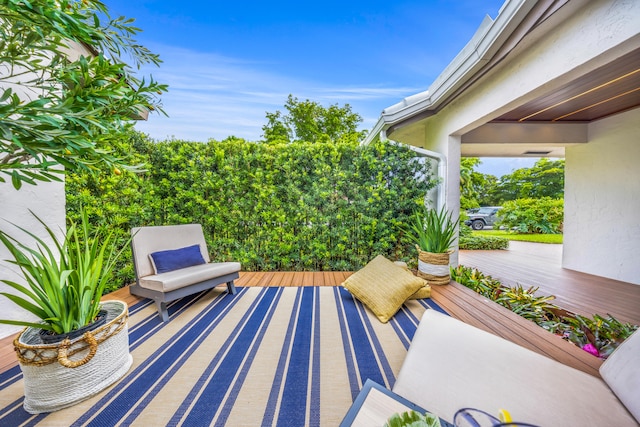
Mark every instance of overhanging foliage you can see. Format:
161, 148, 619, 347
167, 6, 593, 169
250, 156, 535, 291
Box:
0, 0, 167, 188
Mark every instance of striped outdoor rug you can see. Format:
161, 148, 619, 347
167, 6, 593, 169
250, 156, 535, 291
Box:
0, 286, 446, 426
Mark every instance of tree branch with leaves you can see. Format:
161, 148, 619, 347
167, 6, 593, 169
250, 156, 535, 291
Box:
0, 0, 167, 188
261, 94, 366, 144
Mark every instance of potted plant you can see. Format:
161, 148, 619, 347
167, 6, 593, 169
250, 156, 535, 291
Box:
406, 205, 459, 285
0, 209, 133, 414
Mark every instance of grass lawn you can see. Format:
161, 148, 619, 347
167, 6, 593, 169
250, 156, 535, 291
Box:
473, 230, 563, 244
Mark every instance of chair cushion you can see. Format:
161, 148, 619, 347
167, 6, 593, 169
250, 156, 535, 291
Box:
150, 244, 206, 274
131, 224, 210, 279
600, 328, 640, 423
342, 255, 426, 323
140, 262, 241, 292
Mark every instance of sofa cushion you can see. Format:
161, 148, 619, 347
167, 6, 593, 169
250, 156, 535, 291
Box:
140, 262, 241, 292
393, 309, 638, 426
409, 285, 431, 300
132, 224, 211, 278
600, 329, 640, 423
150, 244, 206, 274
342, 255, 426, 323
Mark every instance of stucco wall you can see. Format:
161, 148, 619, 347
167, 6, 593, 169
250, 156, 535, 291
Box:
0, 180, 66, 338
563, 109, 640, 284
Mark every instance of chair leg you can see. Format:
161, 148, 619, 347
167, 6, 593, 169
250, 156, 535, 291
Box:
227, 280, 237, 295
155, 300, 169, 322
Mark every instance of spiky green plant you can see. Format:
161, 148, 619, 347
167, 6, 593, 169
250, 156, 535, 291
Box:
385, 410, 442, 427
407, 206, 459, 253
0, 209, 130, 334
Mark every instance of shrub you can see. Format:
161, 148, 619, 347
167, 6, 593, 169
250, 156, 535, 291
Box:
66, 132, 436, 288
496, 197, 563, 234
459, 225, 509, 250
451, 265, 638, 359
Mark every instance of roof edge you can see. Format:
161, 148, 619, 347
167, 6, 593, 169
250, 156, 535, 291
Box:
364, 0, 536, 145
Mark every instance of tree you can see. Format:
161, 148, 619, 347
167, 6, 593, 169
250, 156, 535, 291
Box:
490, 158, 565, 204
0, 0, 167, 189
460, 157, 480, 210
262, 95, 366, 143
460, 157, 498, 209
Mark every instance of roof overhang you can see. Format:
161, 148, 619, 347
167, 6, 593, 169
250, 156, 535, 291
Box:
365, 0, 552, 144
366, 0, 640, 154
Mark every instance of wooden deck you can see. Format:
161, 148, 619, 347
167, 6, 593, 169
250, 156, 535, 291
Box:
0, 266, 607, 378
459, 241, 640, 326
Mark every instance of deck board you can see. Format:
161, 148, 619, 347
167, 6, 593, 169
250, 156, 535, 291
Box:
459, 241, 640, 325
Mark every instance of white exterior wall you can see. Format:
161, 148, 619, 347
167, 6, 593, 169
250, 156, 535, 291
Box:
563, 109, 640, 284
389, 0, 640, 277
0, 180, 66, 338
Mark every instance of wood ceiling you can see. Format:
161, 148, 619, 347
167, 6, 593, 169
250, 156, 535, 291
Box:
492, 48, 640, 123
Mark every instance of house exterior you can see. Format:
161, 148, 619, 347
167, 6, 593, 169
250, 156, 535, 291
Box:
365, 0, 640, 285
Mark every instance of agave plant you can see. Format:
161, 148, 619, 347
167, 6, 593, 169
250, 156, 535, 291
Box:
406, 206, 459, 253
0, 209, 130, 334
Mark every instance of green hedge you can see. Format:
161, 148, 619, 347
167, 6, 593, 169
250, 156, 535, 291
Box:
459, 235, 509, 250
66, 132, 435, 291
458, 223, 508, 250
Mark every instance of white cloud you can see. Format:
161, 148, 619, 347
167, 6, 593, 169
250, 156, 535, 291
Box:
133, 45, 422, 142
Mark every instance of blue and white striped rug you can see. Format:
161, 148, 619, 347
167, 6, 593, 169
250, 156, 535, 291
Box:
0, 286, 446, 426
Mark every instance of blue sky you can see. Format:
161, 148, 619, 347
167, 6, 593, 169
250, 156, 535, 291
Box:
108, 0, 537, 176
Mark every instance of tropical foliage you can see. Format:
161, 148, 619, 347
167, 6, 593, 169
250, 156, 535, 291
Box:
0, 209, 130, 333
496, 197, 564, 234
0, 0, 167, 189
543, 313, 639, 359
451, 265, 638, 359
460, 157, 497, 210
489, 158, 565, 204
66, 131, 436, 289
385, 411, 441, 427
460, 158, 564, 208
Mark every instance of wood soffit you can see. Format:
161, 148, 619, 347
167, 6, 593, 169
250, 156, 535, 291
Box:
492, 48, 640, 123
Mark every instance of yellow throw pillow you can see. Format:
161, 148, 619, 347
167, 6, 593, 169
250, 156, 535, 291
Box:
342, 255, 427, 323
409, 284, 431, 300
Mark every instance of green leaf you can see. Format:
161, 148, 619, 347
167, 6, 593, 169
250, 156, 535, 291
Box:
385, 411, 442, 427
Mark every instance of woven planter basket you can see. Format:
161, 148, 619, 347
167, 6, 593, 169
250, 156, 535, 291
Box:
14, 300, 132, 414
416, 246, 452, 285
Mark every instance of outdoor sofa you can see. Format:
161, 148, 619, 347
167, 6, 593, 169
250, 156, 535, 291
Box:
130, 224, 240, 321
393, 309, 640, 426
